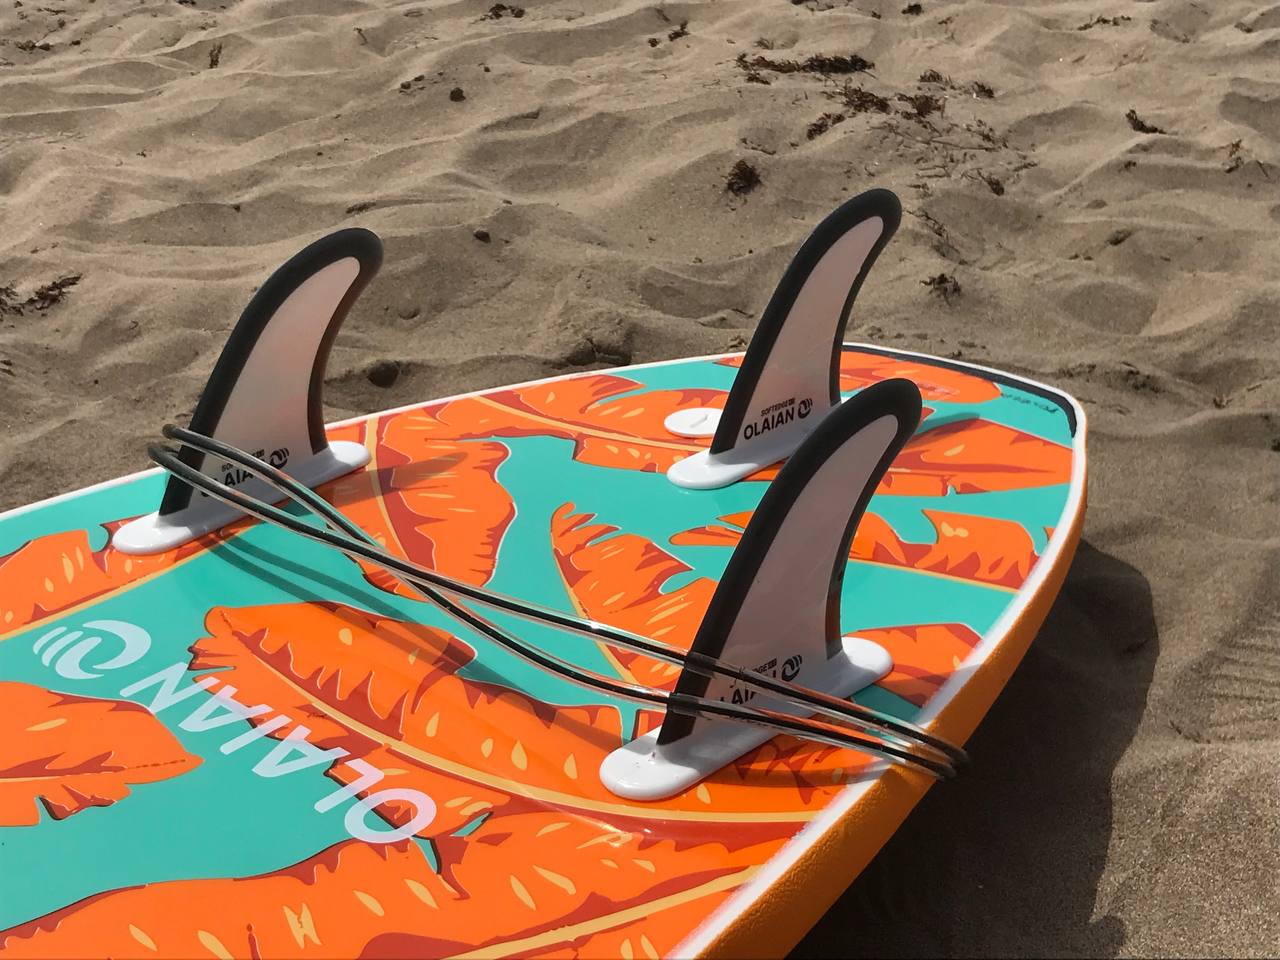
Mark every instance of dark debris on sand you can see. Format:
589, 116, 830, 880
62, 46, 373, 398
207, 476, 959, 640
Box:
482, 3, 524, 19
1078, 14, 1131, 30
738, 55, 769, 84
1, 275, 81, 317
1223, 139, 1246, 173
914, 208, 964, 261
918, 70, 994, 99
650, 20, 689, 45
922, 273, 961, 302
30, 275, 81, 310
1224, 140, 1244, 173
806, 112, 846, 139
725, 159, 762, 196
902, 3, 922, 14
973, 171, 1005, 195
0, 285, 20, 318
736, 52, 874, 78
812, 62, 1028, 202
837, 84, 890, 113
1120, 361, 1161, 393
1126, 108, 1165, 134
897, 92, 944, 120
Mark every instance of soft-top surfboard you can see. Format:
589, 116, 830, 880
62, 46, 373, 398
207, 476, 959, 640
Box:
0, 190, 1085, 959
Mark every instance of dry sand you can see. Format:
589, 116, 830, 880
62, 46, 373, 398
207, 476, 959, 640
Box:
1, 0, 1278, 956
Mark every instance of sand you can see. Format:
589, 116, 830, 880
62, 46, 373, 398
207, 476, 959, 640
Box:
1, 0, 1278, 955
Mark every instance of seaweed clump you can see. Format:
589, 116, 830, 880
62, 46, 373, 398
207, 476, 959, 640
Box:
725, 160, 762, 196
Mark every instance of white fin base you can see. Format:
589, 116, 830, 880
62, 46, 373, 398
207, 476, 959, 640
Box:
599, 636, 892, 801
666, 421, 818, 490
111, 441, 369, 555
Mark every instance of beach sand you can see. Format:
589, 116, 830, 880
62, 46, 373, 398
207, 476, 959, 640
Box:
1, 0, 1277, 955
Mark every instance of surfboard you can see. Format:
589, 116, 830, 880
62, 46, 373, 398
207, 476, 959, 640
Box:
0, 190, 1086, 959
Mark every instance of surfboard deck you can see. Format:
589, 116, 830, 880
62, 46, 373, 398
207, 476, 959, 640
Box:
0, 344, 1085, 959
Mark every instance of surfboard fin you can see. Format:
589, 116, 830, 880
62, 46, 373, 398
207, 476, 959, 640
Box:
666, 188, 901, 489
113, 229, 382, 554
601, 376, 924, 800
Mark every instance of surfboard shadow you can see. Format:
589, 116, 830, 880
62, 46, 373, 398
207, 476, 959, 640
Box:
794, 539, 1159, 959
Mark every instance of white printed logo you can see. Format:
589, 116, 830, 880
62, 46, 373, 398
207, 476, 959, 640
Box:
31, 618, 436, 842
32, 620, 152, 680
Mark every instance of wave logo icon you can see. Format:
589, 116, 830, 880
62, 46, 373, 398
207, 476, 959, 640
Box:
32, 620, 152, 680
781, 654, 803, 681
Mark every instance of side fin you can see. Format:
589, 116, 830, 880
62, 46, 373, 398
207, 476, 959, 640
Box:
113, 229, 382, 554
666, 188, 901, 488
601, 377, 923, 801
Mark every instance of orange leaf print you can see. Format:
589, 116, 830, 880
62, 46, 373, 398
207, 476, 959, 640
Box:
601, 395, 1064, 496
0, 522, 230, 638
192, 602, 474, 745
193, 601, 853, 825
855, 511, 1039, 589
857, 624, 982, 707
0, 822, 776, 959
0, 682, 200, 826
838, 351, 1001, 402
370, 373, 725, 475
552, 501, 698, 736
881, 419, 1072, 495
192, 603, 646, 832
377, 811, 777, 956
519, 891, 730, 960
320, 419, 516, 598
717, 349, 1002, 403
192, 603, 517, 834
551, 503, 715, 693
669, 511, 754, 553
675, 510, 1040, 590
496, 375, 723, 444
0, 838, 440, 959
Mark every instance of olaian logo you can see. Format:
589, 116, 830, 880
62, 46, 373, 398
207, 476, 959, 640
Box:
31, 618, 436, 843
32, 620, 151, 679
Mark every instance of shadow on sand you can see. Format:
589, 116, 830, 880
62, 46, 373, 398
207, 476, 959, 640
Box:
795, 540, 1159, 959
